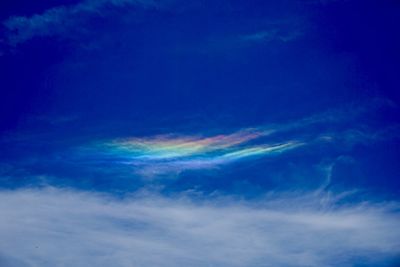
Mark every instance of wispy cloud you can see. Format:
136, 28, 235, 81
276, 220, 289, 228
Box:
235, 18, 305, 45
1, 99, 397, 180
78, 129, 302, 177
71, 99, 398, 177
240, 28, 303, 43
0, 187, 399, 267
3, 0, 170, 46
261, 98, 397, 134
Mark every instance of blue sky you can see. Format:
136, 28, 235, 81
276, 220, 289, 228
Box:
0, 0, 400, 266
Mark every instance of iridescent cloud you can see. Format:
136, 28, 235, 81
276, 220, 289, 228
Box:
80, 128, 302, 176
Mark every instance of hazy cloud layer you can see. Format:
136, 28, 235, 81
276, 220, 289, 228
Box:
0, 188, 399, 267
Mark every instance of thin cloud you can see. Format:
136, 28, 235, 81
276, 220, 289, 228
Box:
241, 29, 303, 43
74, 99, 398, 177
260, 98, 397, 134
1, 99, 397, 179
3, 0, 169, 46
78, 129, 302, 177
0, 187, 399, 267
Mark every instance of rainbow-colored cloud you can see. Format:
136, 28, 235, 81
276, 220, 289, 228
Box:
81, 128, 302, 177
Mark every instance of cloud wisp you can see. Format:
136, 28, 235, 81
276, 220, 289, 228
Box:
1, 99, 396, 180
240, 28, 303, 43
74, 100, 399, 177
0, 187, 399, 267
78, 129, 302, 177
3, 0, 169, 46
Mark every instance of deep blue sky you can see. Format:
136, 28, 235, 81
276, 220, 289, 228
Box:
0, 1, 400, 266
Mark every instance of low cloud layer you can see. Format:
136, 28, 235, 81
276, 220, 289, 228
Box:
0, 188, 399, 267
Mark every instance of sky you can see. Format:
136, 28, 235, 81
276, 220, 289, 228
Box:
0, 0, 400, 266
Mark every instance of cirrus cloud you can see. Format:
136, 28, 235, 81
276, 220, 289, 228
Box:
3, 0, 173, 46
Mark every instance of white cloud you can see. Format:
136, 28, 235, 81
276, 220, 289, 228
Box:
0, 187, 399, 267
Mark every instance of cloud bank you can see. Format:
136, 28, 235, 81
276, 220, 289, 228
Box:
0, 187, 399, 267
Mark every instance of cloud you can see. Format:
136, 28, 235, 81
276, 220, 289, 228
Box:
3, 0, 169, 46
0, 187, 399, 267
1, 99, 397, 181
235, 18, 305, 45
77, 128, 302, 177
240, 29, 303, 43
72, 99, 398, 177
261, 98, 397, 134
